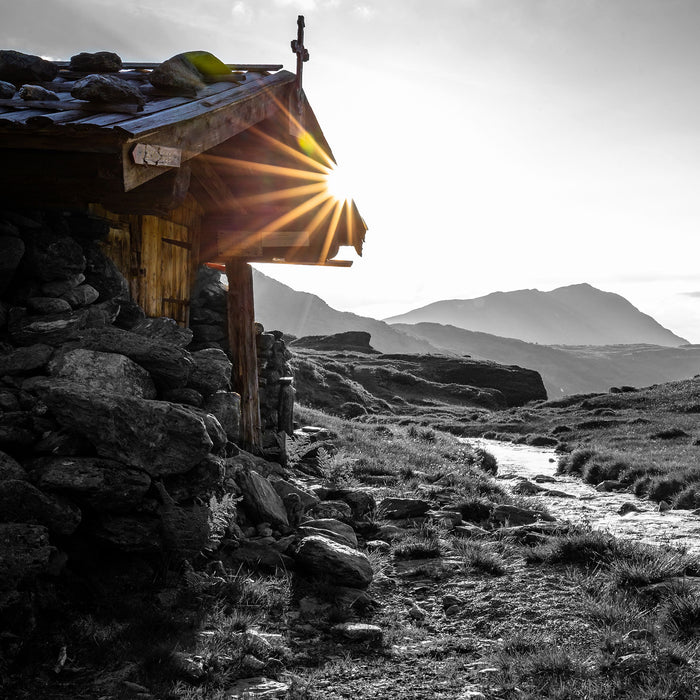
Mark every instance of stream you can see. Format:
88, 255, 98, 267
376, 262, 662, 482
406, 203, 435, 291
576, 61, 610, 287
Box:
461, 438, 700, 556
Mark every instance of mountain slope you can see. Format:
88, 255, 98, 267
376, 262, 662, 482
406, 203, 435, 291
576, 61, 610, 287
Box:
385, 283, 687, 346
251, 269, 442, 355
393, 321, 700, 397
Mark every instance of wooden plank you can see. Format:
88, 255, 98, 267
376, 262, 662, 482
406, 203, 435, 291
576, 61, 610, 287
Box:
190, 156, 247, 212
0, 98, 142, 114
131, 143, 182, 167
225, 259, 262, 452
120, 75, 295, 191
53, 61, 283, 71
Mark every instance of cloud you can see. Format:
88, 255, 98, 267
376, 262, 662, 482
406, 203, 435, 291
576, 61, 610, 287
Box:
231, 0, 254, 22
354, 4, 376, 20
274, 0, 318, 10
681, 291, 700, 298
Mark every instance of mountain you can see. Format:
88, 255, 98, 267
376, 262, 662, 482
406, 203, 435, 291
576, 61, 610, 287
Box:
251, 269, 442, 355
392, 321, 700, 397
385, 283, 688, 346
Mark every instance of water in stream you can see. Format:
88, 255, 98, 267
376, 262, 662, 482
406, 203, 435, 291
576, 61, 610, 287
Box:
462, 438, 700, 556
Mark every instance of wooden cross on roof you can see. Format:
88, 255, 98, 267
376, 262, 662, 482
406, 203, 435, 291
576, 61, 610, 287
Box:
291, 15, 310, 116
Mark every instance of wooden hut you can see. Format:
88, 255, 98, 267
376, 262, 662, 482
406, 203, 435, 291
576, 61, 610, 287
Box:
0, 25, 367, 450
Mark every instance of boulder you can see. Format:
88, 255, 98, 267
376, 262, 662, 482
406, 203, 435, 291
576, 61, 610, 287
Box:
31, 457, 151, 511
0, 411, 35, 446
83, 244, 130, 300
0, 51, 58, 86
19, 85, 59, 101
0, 80, 15, 98
113, 299, 146, 329
203, 391, 240, 442
0, 235, 24, 294
0, 451, 26, 481
298, 518, 357, 548
188, 348, 232, 396
191, 409, 227, 454
39, 381, 213, 476
236, 469, 289, 530
271, 478, 319, 511
41, 273, 85, 297
163, 387, 204, 407
26, 297, 72, 315
149, 51, 231, 96
295, 535, 373, 588
307, 500, 353, 522
61, 284, 100, 308
0, 523, 54, 590
0, 480, 81, 535
491, 504, 555, 526
378, 497, 431, 519
0, 343, 52, 375
72, 327, 193, 390
223, 541, 295, 573
30, 232, 85, 282
71, 73, 145, 105
69, 51, 122, 73
132, 317, 193, 347
327, 488, 376, 519
8, 308, 89, 346
48, 348, 157, 399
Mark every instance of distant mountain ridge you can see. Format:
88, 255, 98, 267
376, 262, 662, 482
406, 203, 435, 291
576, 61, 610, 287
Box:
251, 269, 442, 355
384, 283, 688, 347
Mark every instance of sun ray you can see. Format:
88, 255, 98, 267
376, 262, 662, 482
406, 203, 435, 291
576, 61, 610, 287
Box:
319, 199, 345, 263
256, 189, 333, 238
234, 181, 328, 207
248, 125, 332, 175
202, 153, 328, 182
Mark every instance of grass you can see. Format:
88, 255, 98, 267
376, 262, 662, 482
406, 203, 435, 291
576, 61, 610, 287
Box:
454, 540, 507, 575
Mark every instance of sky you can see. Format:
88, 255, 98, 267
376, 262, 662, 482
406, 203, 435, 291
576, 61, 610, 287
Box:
3, 0, 700, 341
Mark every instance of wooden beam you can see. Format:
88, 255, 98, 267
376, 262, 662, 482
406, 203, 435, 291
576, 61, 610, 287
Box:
190, 156, 246, 212
0, 98, 142, 114
225, 259, 262, 453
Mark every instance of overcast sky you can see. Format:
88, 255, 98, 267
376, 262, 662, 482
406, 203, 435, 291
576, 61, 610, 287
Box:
4, 0, 700, 340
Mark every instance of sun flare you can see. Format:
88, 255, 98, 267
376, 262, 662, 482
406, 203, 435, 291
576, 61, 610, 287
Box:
324, 167, 353, 203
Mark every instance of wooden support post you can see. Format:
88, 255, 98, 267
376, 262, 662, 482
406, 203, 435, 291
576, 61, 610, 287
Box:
225, 259, 262, 453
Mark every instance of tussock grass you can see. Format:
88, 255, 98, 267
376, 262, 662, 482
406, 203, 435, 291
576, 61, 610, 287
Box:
393, 526, 443, 560
454, 540, 507, 576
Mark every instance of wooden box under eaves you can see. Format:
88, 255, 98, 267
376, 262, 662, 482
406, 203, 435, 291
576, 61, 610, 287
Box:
0, 56, 367, 449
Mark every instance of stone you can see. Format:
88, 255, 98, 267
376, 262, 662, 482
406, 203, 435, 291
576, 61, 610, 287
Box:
378, 497, 431, 519
0, 343, 53, 375
491, 504, 555, 526
30, 233, 85, 282
191, 323, 226, 344
163, 387, 204, 407
298, 525, 357, 549
307, 500, 353, 522
8, 308, 89, 346
0, 411, 35, 446
408, 602, 427, 620
73, 327, 193, 391
83, 244, 129, 300
295, 534, 373, 588
192, 410, 227, 454
85, 300, 120, 328
188, 348, 232, 396
0, 391, 19, 411
69, 51, 122, 72
131, 316, 193, 347
162, 456, 224, 503
514, 479, 546, 495
454, 525, 490, 539
41, 273, 85, 297
300, 518, 357, 547
327, 488, 377, 520
26, 297, 72, 315
61, 284, 100, 308
225, 677, 289, 699
0, 50, 58, 86
31, 457, 151, 511
0, 80, 15, 98
0, 451, 26, 480
39, 381, 213, 476
271, 478, 320, 511
0, 523, 53, 590
0, 235, 24, 294
236, 469, 289, 529
203, 391, 240, 443
332, 622, 382, 643
113, 299, 146, 329
49, 348, 157, 399
149, 54, 206, 96
71, 73, 145, 105
18, 84, 59, 101
0, 480, 81, 535
618, 502, 642, 516
95, 513, 162, 552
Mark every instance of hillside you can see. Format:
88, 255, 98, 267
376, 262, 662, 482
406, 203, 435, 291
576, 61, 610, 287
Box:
252, 269, 442, 355
393, 321, 700, 397
385, 283, 688, 346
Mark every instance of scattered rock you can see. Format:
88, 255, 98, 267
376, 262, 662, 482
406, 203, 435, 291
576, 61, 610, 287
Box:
236, 469, 289, 530
188, 348, 232, 396
8, 308, 90, 346
307, 500, 353, 522
595, 480, 625, 493
225, 677, 289, 700
19, 84, 59, 100
408, 602, 427, 620
27, 297, 72, 315
132, 317, 193, 347
295, 534, 373, 588
298, 518, 358, 548
71, 73, 145, 105
69, 51, 122, 72
149, 52, 229, 96
41, 273, 86, 297
0, 80, 15, 98
378, 497, 431, 519
326, 488, 376, 519
0, 50, 58, 86
618, 502, 642, 516
61, 283, 100, 308
491, 504, 554, 526
271, 478, 319, 511
332, 622, 383, 643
